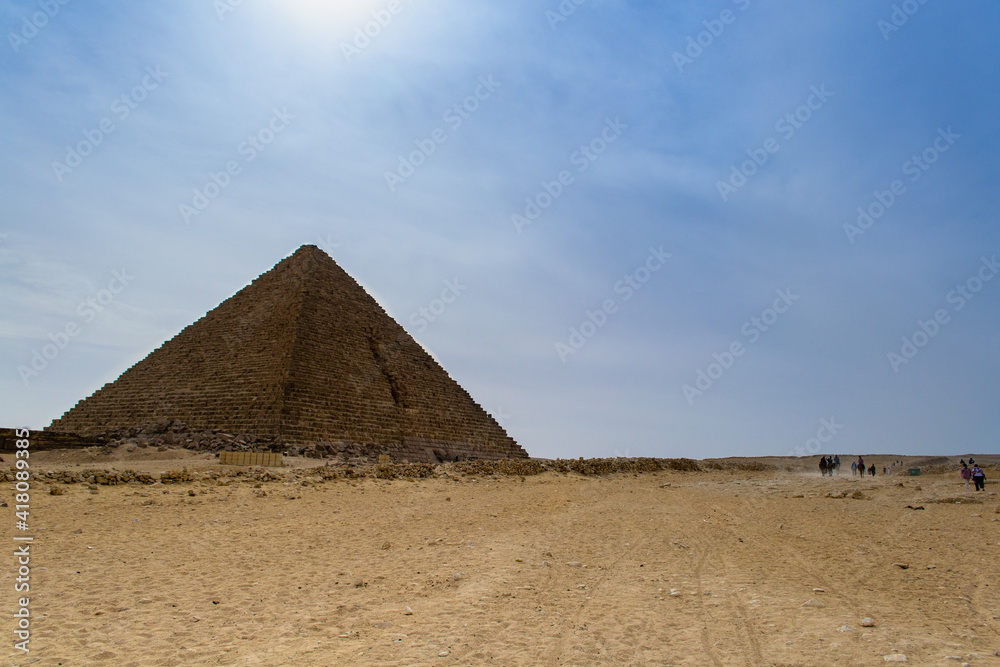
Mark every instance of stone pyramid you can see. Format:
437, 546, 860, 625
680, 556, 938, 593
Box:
48, 245, 527, 463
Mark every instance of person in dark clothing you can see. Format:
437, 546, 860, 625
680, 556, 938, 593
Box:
819, 457, 828, 476
971, 465, 986, 491
868, 464, 876, 477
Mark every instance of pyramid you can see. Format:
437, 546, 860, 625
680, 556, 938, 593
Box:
48, 245, 527, 463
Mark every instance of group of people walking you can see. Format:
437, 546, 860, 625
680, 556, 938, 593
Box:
820, 455, 988, 490
850, 455, 876, 477
960, 459, 987, 491
818, 454, 879, 477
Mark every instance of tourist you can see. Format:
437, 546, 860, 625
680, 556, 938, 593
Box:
851, 461, 857, 476
960, 462, 972, 490
868, 464, 876, 477
819, 456, 828, 476
971, 465, 986, 491
834, 455, 841, 473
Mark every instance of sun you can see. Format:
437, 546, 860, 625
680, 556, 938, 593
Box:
272, 0, 385, 27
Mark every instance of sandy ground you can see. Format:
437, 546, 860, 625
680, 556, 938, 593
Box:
2, 452, 999, 666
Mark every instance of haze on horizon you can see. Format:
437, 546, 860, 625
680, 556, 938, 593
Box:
1, 0, 999, 460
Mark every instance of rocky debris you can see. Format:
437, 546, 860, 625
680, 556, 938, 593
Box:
10, 453, 737, 491
801, 599, 825, 608
883, 655, 907, 662
96, 419, 278, 455
861, 617, 875, 627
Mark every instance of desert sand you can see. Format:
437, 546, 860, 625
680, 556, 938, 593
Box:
3, 450, 999, 666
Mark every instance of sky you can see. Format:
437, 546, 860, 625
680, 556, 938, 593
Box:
1, 0, 998, 460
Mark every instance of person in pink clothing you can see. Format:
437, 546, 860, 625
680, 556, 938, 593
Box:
960, 462, 972, 490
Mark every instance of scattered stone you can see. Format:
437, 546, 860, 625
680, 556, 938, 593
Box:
883, 654, 907, 662
380, 541, 391, 551
851, 490, 865, 499
861, 617, 875, 627
352, 577, 366, 588
566, 561, 583, 568
892, 563, 909, 569
837, 625, 853, 632
188, 489, 196, 497
73, 528, 82, 534
453, 573, 463, 581
48, 486, 64, 496
801, 599, 825, 609
812, 588, 825, 593
403, 606, 413, 615
438, 650, 450, 656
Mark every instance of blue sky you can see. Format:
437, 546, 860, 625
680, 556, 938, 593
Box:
1, 0, 998, 459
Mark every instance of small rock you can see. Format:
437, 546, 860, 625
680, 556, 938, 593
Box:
403, 606, 413, 615
73, 528, 83, 534
453, 572, 463, 581
439, 649, 450, 656
812, 588, 825, 593
801, 599, 825, 608
837, 625, 853, 632
892, 563, 909, 569
380, 541, 391, 551
187, 489, 196, 497
49, 486, 64, 496
861, 617, 875, 627
352, 577, 366, 588
566, 561, 583, 568
883, 654, 907, 662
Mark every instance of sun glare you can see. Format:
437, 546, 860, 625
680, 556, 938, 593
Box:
274, 0, 385, 28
